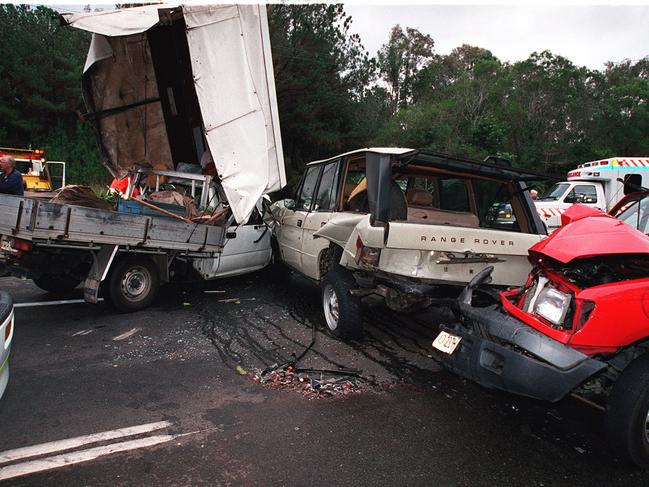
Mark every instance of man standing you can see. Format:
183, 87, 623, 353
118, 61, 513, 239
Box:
0, 156, 24, 196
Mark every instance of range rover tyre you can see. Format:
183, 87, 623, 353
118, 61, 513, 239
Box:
321, 267, 363, 340
604, 354, 649, 468
33, 274, 82, 294
107, 258, 160, 313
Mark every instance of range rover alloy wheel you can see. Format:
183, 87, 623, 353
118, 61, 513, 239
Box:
321, 267, 363, 340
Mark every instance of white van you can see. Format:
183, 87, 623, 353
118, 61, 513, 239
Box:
535, 157, 649, 231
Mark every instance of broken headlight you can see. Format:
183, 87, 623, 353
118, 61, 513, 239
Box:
533, 285, 572, 326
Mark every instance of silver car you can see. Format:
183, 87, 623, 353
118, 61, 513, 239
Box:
0, 291, 14, 399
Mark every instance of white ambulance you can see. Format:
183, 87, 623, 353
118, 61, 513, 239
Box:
535, 157, 649, 231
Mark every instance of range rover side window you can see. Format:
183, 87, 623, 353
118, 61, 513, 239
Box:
296, 166, 322, 211
439, 178, 470, 212
474, 179, 521, 232
314, 161, 340, 211
342, 158, 367, 212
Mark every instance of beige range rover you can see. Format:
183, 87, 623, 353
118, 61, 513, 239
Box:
270, 148, 547, 339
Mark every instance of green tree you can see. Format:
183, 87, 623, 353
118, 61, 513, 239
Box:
268, 4, 377, 187
3, 6, 649, 189
0, 5, 87, 142
377, 25, 435, 112
591, 59, 649, 157
0, 4, 104, 184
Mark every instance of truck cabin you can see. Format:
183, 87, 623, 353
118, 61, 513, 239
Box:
293, 149, 546, 235
538, 181, 599, 204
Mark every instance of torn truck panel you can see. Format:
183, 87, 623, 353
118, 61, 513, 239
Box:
62, 4, 285, 224
61, 4, 163, 36
182, 4, 285, 222
80, 32, 173, 179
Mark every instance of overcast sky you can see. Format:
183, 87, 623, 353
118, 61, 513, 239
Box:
46, 2, 649, 70
344, 5, 649, 70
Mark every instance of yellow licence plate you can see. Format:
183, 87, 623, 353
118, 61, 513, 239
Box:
433, 331, 462, 355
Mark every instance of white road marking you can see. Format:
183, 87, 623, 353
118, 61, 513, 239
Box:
0, 421, 172, 464
113, 328, 140, 341
0, 435, 176, 481
14, 298, 104, 308
72, 329, 93, 337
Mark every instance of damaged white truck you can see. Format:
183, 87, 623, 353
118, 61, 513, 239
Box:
271, 148, 548, 338
0, 4, 285, 311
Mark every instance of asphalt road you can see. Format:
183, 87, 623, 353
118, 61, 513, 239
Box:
0, 271, 648, 486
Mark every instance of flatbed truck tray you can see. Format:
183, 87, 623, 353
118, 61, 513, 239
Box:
0, 194, 224, 253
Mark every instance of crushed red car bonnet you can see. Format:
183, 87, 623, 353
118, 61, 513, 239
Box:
529, 204, 649, 264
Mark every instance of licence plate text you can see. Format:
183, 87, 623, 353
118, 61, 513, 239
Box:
433, 331, 462, 355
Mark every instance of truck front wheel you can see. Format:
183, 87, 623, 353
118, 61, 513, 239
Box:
106, 258, 160, 313
321, 268, 363, 340
604, 354, 649, 468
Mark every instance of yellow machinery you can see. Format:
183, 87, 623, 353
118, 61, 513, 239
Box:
0, 147, 66, 192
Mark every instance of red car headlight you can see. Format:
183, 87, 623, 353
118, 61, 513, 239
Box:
533, 285, 572, 326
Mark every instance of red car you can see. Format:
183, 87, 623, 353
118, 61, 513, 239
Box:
435, 203, 649, 467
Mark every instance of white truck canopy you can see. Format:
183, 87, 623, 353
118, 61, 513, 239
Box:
62, 4, 286, 223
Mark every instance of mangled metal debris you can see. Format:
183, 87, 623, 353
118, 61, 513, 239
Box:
254, 365, 366, 399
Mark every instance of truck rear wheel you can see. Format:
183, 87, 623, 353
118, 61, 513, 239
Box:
321, 267, 363, 340
33, 274, 81, 294
107, 258, 160, 313
604, 354, 649, 468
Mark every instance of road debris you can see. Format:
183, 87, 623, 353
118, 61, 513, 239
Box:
71, 329, 93, 337
217, 298, 256, 304
253, 366, 366, 399
113, 328, 140, 341
235, 365, 248, 376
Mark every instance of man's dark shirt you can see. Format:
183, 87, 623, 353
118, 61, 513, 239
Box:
0, 170, 24, 196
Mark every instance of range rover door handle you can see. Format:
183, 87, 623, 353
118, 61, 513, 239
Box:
297, 219, 303, 227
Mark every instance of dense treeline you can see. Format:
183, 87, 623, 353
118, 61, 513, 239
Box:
0, 5, 102, 183
1, 4, 648, 188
